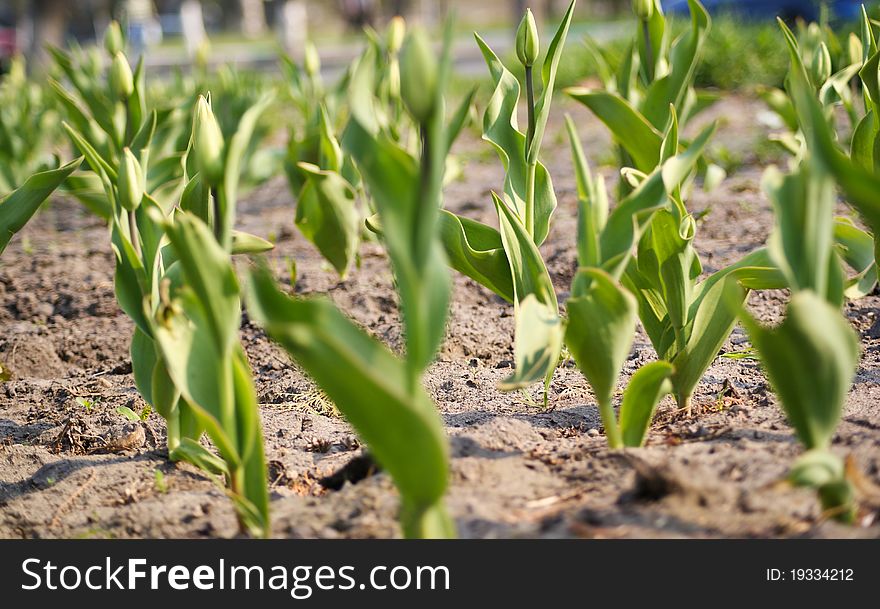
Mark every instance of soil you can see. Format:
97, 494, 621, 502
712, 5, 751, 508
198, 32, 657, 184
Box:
1, 95, 879, 539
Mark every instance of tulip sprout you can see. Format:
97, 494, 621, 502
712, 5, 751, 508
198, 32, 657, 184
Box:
54, 30, 273, 535
733, 18, 865, 523
439, 1, 575, 402
247, 22, 467, 538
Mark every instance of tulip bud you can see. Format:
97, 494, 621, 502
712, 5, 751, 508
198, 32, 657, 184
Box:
109, 52, 134, 100
848, 33, 863, 66
304, 41, 321, 78
399, 29, 438, 124
387, 16, 406, 55
104, 21, 125, 56
632, 0, 654, 20
193, 95, 226, 185
516, 9, 540, 68
118, 148, 145, 211
811, 42, 832, 86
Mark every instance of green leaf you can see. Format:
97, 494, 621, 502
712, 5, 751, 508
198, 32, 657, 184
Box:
641, 0, 711, 130
619, 361, 674, 447
566, 115, 608, 269
343, 116, 450, 380
849, 110, 875, 172
565, 89, 663, 173
0, 158, 82, 254
499, 293, 564, 392
162, 212, 241, 355
245, 268, 453, 538
670, 248, 785, 406
762, 164, 837, 298
834, 217, 878, 298
493, 193, 562, 390
219, 93, 275, 250
438, 211, 514, 302
527, 0, 575, 164
565, 268, 638, 415
116, 406, 141, 423
740, 291, 859, 451
230, 346, 270, 537
131, 326, 157, 407
231, 230, 275, 255
294, 163, 360, 277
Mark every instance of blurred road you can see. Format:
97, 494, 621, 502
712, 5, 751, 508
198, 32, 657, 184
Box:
141, 21, 629, 78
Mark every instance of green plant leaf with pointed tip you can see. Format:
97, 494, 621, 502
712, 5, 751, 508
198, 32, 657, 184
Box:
218, 93, 275, 251
527, 0, 575, 165
0, 158, 82, 255
763, 164, 837, 299
619, 361, 674, 447
565, 89, 663, 173
343, 118, 450, 380
231, 230, 275, 255
566, 115, 608, 270
849, 110, 875, 172
499, 293, 564, 392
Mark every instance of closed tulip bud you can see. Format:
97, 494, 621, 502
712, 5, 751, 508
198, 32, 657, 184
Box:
193, 95, 226, 185
632, 0, 654, 20
304, 41, 321, 78
104, 21, 124, 56
109, 52, 134, 100
848, 33, 863, 66
516, 9, 540, 68
811, 42, 832, 86
118, 148, 145, 211
387, 16, 406, 55
399, 29, 438, 123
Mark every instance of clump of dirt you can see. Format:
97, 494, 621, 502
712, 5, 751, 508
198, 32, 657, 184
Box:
1, 96, 879, 539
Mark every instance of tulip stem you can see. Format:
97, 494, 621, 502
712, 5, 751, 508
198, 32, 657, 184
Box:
128, 209, 140, 254
525, 66, 536, 148
211, 186, 222, 242
598, 394, 622, 449
642, 19, 654, 82
525, 65, 537, 239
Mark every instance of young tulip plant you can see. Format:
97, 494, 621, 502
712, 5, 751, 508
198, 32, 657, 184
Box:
569, 0, 724, 198
246, 23, 470, 539
568, 0, 785, 416
759, 10, 880, 298
283, 17, 453, 280
563, 114, 710, 446
50, 22, 188, 217
734, 24, 862, 521
439, 1, 575, 402
61, 34, 274, 534
282, 37, 363, 277
0, 58, 63, 195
